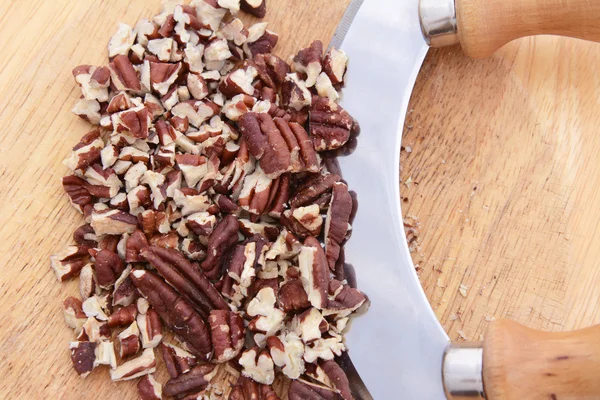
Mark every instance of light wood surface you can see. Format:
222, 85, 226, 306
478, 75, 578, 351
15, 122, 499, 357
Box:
0, 1, 350, 398
403, 37, 600, 343
2, 0, 600, 399
456, 0, 600, 58
483, 319, 600, 399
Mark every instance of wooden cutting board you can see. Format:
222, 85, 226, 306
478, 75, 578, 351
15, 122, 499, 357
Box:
2, 0, 600, 398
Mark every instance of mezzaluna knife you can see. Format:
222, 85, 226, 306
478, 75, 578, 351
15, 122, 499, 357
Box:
333, 0, 600, 399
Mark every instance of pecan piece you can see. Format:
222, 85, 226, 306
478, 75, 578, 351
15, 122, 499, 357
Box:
240, 0, 266, 18
288, 379, 342, 400
50, 245, 90, 282
267, 332, 305, 379
73, 224, 97, 247
108, 303, 137, 328
161, 342, 197, 378
208, 310, 245, 363
138, 374, 163, 400
137, 308, 163, 349
69, 341, 97, 378
323, 282, 367, 318
281, 204, 323, 238
219, 64, 258, 98
281, 73, 311, 112
130, 270, 212, 360
63, 297, 87, 334
78, 264, 96, 301
279, 279, 310, 313
323, 48, 348, 86
163, 363, 217, 398
298, 237, 329, 309
63, 129, 104, 173
108, 23, 136, 58
244, 23, 278, 58
149, 61, 181, 96
110, 348, 157, 381
324, 182, 352, 270
113, 266, 139, 307
230, 376, 280, 400
90, 209, 138, 236
141, 246, 228, 317
117, 321, 141, 358
94, 340, 117, 369
94, 249, 125, 288
239, 347, 275, 385
201, 215, 239, 281
110, 55, 141, 91
293, 40, 323, 87
247, 287, 285, 347
309, 97, 354, 151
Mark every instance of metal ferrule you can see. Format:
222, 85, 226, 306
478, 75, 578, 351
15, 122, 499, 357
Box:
419, 0, 459, 47
443, 342, 486, 399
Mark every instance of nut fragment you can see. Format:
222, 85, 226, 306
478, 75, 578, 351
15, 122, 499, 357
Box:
63, 297, 87, 334
288, 379, 341, 400
293, 41, 323, 87
298, 237, 329, 309
108, 303, 138, 328
230, 375, 280, 400
110, 348, 157, 381
70, 341, 97, 378
201, 215, 239, 280
239, 347, 275, 385
161, 342, 197, 378
138, 374, 163, 400
267, 332, 305, 379
117, 321, 141, 358
208, 310, 245, 363
323, 48, 348, 86
94, 249, 126, 288
240, 0, 266, 18
247, 287, 285, 347
324, 183, 352, 270
163, 363, 217, 398
51, 245, 90, 282
137, 308, 163, 349
94, 340, 117, 369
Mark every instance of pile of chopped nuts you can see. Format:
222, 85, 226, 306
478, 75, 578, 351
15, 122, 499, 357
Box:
52, 0, 367, 398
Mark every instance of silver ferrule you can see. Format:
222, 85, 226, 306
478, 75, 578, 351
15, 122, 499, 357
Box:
443, 342, 485, 400
419, 0, 459, 47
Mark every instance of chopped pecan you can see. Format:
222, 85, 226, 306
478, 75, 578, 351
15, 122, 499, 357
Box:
163, 363, 217, 398
110, 348, 157, 381
281, 204, 323, 238
82, 294, 110, 321
296, 308, 328, 342
171, 99, 220, 128
240, 0, 266, 18
288, 379, 341, 400
70, 341, 97, 378
316, 73, 339, 102
323, 48, 348, 86
108, 303, 138, 328
50, 245, 90, 282
298, 237, 329, 309
323, 283, 367, 318
238, 219, 280, 242
279, 279, 310, 313
265, 229, 301, 260
141, 246, 229, 317
125, 230, 148, 263
79, 317, 111, 342
239, 347, 274, 385
138, 374, 163, 400
244, 23, 278, 58
108, 23, 136, 58
290, 174, 340, 209
186, 211, 217, 236
201, 215, 239, 281
293, 40, 323, 87
90, 209, 138, 236
110, 55, 141, 91
188, 73, 209, 100
219, 64, 258, 98
63, 297, 87, 333
117, 321, 141, 358
281, 73, 311, 112
94, 249, 125, 288
113, 266, 139, 307
268, 334, 304, 379
247, 287, 285, 347
214, 194, 239, 214
208, 310, 245, 363
79, 264, 97, 301
161, 342, 197, 378
230, 376, 280, 400
309, 97, 354, 151
324, 182, 352, 270
72, 98, 102, 124
116, 107, 151, 139
237, 166, 273, 215
63, 129, 104, 172
147, 38, 175, 62
221, 18, 249, 46
130, 270, 212, 360
72, 65, 110, 102
73, 224, 97, 247
302, 332, 345, 364
195, 0, 227, 30
94, 340, 117, 369
137, 308, 163, 349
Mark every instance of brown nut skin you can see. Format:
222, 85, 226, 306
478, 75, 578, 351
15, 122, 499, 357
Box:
229, 376, 280, 400
253, 54, 289, 89
163, 363, 216, 398
73, 224, 97, 247
137, 374, 162, 400
108, 303, 138, 328
319, 359, 352, 400
125, 230, 149, 263
290, 174, 340, 209
70, 341, 97, 378
130, 270, 213, 360
247, 30, 278, 58
279, 279, 310, 313
201, 215, 239, 281
208, 310, 245, 363
161, 342, 197, 378
288, 379, 342, 400
324, 183, 353, 271
141, 246, 229, 317
240, 0, 267, 18
110, 55, 141, 91
118, 330, 141, 358
309, 97, 354, 152
94, 249, 126, 288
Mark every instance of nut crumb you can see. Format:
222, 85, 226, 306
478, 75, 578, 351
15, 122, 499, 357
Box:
459, 284, 468, 297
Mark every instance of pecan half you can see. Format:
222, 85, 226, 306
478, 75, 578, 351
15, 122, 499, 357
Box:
324, 182, 352, 270
110, 348, 157, 381
70, 341, 97, 378
230, 376, 280, 400
309, 97, 354, 152
289, 173, 340, 209
163, 363, 217, 398
130, 270, 212, 360
240, 0, 266, 18
141, 246, 228, 317
298, 237, 329, 309
208, 310, 245, 363
201, 215, 239, 281
53, 241, 90, 281
319, 360, 352, 400
161, 342, 197, 378
138, 374, 163, 400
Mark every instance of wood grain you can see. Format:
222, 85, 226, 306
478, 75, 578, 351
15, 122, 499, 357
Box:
403, 37, 600, 343
0, 0, 350, 398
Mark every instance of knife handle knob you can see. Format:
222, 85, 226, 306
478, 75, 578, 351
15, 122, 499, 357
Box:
483, 319, 600, 399
420, 0, 600, 57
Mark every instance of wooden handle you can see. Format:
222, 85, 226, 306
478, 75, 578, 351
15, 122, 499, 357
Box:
456, 0, 600, 58
483, 319, 600, 399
